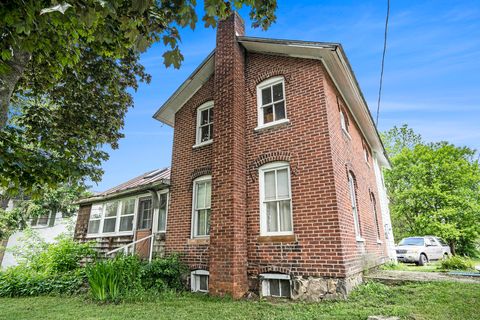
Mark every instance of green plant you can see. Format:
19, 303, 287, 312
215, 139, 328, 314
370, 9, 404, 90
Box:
0, 266, 85, 297
86, 260, 121, 302
440, 255, 475, 271
141, 254, 188, 292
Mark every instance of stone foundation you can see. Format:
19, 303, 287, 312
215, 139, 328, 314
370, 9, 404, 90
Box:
290, 273, 363, 301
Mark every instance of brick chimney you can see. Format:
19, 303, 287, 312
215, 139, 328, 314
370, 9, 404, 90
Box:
209, 12, 248, 298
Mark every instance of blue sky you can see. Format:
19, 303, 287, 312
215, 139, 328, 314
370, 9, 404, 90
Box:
93, 0, 480, 191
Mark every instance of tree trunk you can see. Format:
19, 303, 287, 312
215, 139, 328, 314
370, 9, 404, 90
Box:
449, 241, 456, 256
0, 49, 30, 128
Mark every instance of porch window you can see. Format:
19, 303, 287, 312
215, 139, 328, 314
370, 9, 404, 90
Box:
192, 176, 211, 238
348, 171, 362, 240
119, 198, 135, 232
102, 201, 119, 233
257, 77, 287, 127
137, 197, 153, 230
87, 204, 103, 235
259, 162, 293, 236
157, 192, 168, 232
191, 270, 209, 293
195, 101, 214, 146
261, 274, 291, 298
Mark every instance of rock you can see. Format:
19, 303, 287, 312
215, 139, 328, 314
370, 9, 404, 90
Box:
327, 278, 337, 294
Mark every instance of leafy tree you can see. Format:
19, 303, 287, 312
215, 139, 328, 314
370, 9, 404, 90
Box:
0, 1, 277, 196
381, 124, 423, 158
385, 142, 480, 255
0, 184, 89, 239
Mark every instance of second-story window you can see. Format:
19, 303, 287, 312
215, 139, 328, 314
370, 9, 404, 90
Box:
192, 176, 211, 238
196, 101, 214, 146
257, 77, 287, 127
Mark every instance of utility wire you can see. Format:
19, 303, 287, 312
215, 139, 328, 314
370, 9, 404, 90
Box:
376, 0, 390, 126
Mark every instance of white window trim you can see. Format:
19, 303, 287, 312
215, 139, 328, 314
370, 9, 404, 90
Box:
194, 101, 214, 148
256, 76, 288, 128
348, 172, 363, 242
191, 175, 212, 239
153, 190, 169, 233
259, 161, 294, 237
260, 273, 291, 298
31, 212, 53, 228
118, 197, 136, 233
191, 270, 209, 293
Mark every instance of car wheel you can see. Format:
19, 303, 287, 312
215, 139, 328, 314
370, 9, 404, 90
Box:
418, 254, 428, 266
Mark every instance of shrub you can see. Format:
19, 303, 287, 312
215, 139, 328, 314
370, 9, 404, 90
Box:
0, 237, 94, 297
0, 267, 85, 297
440, 255, 475, 271
85, 254, 188, 302
31, 238, 96, 274
141, 254, 188, 292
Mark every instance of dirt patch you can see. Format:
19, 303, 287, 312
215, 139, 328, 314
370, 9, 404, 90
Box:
365, 270, 480, 284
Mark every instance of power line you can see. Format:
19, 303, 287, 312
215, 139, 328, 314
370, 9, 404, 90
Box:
376, 0, 390, 126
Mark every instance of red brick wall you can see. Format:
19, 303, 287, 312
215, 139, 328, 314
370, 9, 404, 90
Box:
164, 75, 214, 270
164, 13, 388, 297
323, 72, 388, 276
243, 53, 347, 279
209, 13, 248, 298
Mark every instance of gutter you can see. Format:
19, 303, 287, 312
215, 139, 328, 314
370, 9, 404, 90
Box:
76, 179, 170, 205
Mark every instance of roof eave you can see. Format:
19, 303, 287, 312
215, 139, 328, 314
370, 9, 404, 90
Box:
76, 179, 170, 205
152, 50, 215, 127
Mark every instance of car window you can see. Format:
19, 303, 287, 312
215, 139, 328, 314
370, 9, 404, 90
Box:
428, 237, 439, 246
436, 238, 448, 246
398, 237, 424, 246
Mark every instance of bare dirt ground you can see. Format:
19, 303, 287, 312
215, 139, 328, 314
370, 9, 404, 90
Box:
366, 269, 480, 284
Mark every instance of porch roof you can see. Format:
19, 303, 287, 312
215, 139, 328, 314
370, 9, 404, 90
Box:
77, 167, 170, 204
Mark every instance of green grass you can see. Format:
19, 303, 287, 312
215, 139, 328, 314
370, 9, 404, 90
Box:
0, 281, 479, 320
381, 258, 480, 273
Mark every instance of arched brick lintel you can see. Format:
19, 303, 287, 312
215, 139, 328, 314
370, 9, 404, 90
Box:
248, 151, 297, 182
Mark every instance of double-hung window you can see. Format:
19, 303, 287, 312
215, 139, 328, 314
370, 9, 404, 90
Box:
195, 101, 214, 146
371, 193, 381, 240
87, 204, 103, 235
119, 198, 135, 232
103, 201, 118, 233
157, 192, 168, 232
31, 213, 50, 227
348, 172, 362, 240
138, 197, 153, 230
257, 77, 287, 127
192, 176, 211, 238
259, 162, 293, 236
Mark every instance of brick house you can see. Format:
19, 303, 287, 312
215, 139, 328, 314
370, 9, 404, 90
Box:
75, 13, 395, 300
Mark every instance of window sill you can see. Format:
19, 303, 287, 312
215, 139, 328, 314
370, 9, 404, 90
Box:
254, 119, 290, 132
257, 234, 295, 243
342, 128, 351, 140
376, 239, 383, 244
356, 237, 365, 243
365, 161, 371, 168
188, 237, 210, 245
193, 140, 213, 149
85, 232, 134, 239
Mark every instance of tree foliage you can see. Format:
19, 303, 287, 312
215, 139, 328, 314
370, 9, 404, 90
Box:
0, 184, 89, 239
0, 0, 277, 196
381, 124, 423, 158
383, 133, 480, 255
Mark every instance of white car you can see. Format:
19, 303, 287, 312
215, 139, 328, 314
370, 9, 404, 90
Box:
395, 236, 451, 266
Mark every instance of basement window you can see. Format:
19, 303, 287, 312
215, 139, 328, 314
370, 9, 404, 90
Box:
260, 273, 291, 298
191, 270, 209, 293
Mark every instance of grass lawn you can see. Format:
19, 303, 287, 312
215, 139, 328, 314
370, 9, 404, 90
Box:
0, 281, 479, 320
381, 258, 480, 273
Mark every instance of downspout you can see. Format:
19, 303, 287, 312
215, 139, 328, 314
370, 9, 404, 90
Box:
147, 189, 159, 262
